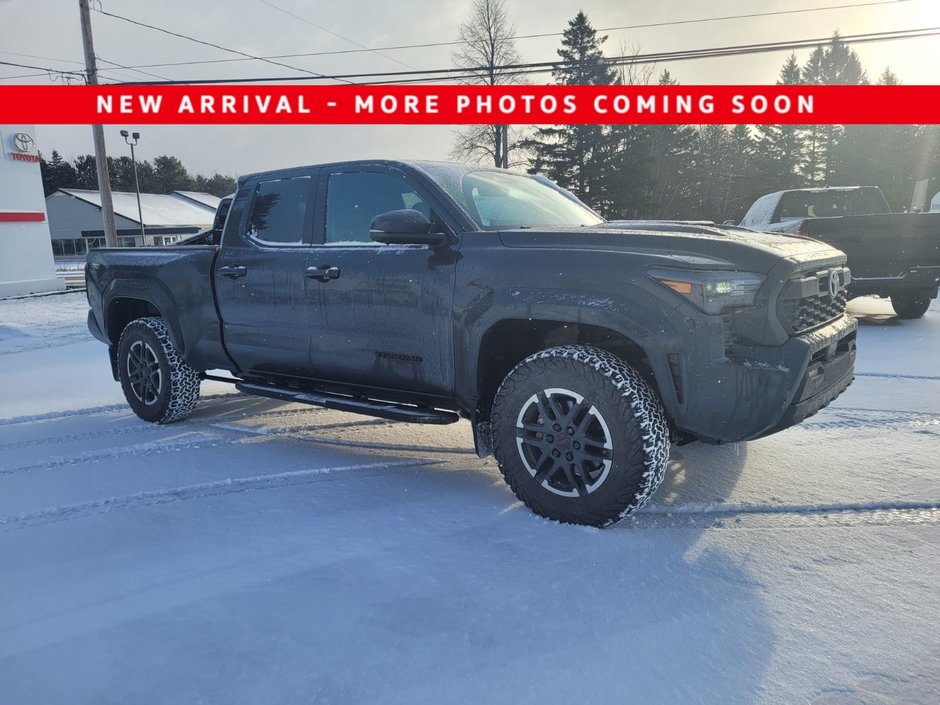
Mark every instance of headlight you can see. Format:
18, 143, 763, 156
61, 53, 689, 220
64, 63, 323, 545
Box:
647, 268, 765, 314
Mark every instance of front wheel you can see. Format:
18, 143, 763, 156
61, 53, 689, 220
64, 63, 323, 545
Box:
491, 345, 670, 527
117, 317, 201, 423
890, 291, 931, 319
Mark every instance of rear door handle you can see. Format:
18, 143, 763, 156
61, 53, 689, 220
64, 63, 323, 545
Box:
217, 265, 247, 279
306, 265, 341, 282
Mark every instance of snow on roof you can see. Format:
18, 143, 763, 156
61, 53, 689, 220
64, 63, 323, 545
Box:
56, 188, 218, 226
171, 191, 223, 210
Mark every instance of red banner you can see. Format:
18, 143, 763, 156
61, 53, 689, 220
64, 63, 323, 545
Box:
1, 84, 937, 124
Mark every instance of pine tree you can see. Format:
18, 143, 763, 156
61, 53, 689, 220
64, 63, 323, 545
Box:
602, 42, 657, 218
73, 155, 99, 190
831, 67, 914, 210
152, 155, 195, 192
523, 12, 615, 209
39, 150, 78, 196
726, 124, 760, 221
194, 173, 238, 197
878, 66, 900, 85
753, 54, 805, 193
646, 70, 699, 218
801, 33, 868, 185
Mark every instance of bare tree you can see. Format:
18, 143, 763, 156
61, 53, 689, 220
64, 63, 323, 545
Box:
614, 40, 656, 86
450, 0, 521, 167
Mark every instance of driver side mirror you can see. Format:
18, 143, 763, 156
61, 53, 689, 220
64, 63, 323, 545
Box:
370, 209, 449, 247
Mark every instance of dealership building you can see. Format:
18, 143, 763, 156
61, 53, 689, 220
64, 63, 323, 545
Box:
46, 188, 221, 257
0, 124, 64, 297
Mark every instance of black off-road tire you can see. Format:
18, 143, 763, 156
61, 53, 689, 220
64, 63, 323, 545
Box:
491, 345, 670, 527
890, 292, 931, 319
117, 317, 201, 423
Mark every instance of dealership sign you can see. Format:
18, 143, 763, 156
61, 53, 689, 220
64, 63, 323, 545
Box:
6, 130, 41, 163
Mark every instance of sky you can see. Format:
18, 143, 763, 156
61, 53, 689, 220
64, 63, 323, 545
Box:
1, 0, 938, 179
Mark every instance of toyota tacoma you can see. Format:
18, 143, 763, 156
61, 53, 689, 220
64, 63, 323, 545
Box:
86, 160, 857, 526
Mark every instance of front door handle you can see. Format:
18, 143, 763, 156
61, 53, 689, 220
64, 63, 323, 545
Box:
306, 265, 341, 282
217, 265, 247, 279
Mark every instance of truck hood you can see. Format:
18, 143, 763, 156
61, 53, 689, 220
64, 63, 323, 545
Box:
496, 222, 845, 274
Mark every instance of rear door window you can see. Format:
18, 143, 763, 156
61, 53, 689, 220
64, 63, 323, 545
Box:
246, 176, 312, 246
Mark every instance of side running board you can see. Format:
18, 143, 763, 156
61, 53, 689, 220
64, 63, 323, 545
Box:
235, 382, 460, 425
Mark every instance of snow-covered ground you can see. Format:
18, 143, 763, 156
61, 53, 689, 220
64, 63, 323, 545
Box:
1, 292, 937, 705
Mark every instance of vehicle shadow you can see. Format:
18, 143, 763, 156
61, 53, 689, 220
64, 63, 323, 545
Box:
124, 391, 772, 704
652, 440, 750, 507
234, 440, 770, 704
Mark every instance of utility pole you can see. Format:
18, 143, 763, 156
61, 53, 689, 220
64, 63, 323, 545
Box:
79, 0, 118, 247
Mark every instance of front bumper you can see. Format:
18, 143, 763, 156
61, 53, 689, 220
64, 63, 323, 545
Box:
669, 314, 857, 443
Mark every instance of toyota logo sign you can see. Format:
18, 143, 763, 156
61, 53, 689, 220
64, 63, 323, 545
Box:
11, 132, 35, 153
828, 270, 840, 299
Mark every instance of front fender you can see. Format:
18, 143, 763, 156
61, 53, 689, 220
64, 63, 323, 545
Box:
455, 279, 686, 419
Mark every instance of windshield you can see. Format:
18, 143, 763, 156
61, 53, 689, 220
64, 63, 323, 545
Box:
431, 168, 603, 230
774, 188, 889, 222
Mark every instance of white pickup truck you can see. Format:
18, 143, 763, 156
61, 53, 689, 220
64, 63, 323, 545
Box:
740, 186, 940, 319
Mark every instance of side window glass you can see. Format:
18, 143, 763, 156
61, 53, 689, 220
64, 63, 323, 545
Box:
325, 172, 425, 245
213, 199, 232, 232
246, 176, 310, 245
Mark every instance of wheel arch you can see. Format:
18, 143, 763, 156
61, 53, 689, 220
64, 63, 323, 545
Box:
106, 296, 184, 350
471, 318, 670, 423
104, 295, 186, 380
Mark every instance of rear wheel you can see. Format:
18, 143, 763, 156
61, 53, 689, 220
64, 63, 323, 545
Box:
491, 345, 670, 527
890, 291, 931, 319
117, 317, 201, 423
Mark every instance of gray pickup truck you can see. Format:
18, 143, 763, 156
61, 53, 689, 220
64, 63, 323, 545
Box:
740, 186, 940, 318
86, 160, 857, 526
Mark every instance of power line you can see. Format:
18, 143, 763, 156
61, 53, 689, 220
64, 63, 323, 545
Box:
0, 72, 49, 80
96, 56, 172, 82
0, 59, 85, 77
105, 0, 912, 71
92, 7, 356, 85
113, 26, 940, 86
0, 49, 87, 66
255, 0, 418, 71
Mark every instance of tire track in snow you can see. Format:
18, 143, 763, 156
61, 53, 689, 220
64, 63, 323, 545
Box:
628, 500, 940, 529
823, 407, 938, 416
0, 424, 160, 451
800, 416, 940, 432
0, 418, 426, 476
642, 499, 940, 516
0, 414, 387, 453
853, 372, 940, 381
0, 392, 344, 431
0, 459, 440, 529
0, 392, 242, 427
0, 432, 231, 476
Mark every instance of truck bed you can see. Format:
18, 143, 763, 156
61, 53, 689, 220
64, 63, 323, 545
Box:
85, 245, 225, 372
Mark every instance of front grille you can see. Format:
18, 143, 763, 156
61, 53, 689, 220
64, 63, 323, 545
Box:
785, 289, 848, 332
778, 267, 850, 335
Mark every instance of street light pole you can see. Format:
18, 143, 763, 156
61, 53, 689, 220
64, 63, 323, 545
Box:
121, 130, 145, 244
